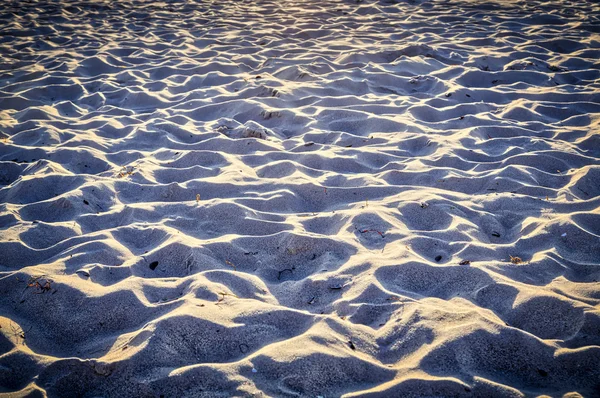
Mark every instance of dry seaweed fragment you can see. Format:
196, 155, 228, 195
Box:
27, 276, 53, 294
509, 255, 523, 264
117, 166, 134, 178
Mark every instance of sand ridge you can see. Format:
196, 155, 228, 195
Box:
1, 0, 600, 396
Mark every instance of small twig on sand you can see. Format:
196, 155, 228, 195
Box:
360, 229, 385, 238
9, 322, 27, 345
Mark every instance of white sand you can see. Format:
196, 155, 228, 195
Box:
1, 0, 600, 396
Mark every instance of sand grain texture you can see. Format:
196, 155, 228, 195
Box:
1, 0, 600, 396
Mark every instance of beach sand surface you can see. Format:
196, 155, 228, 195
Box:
1, 0, 600, 396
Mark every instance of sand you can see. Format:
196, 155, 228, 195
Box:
1, 0, 600, 396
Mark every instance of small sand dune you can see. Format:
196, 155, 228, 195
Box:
1, 0, 600, 396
